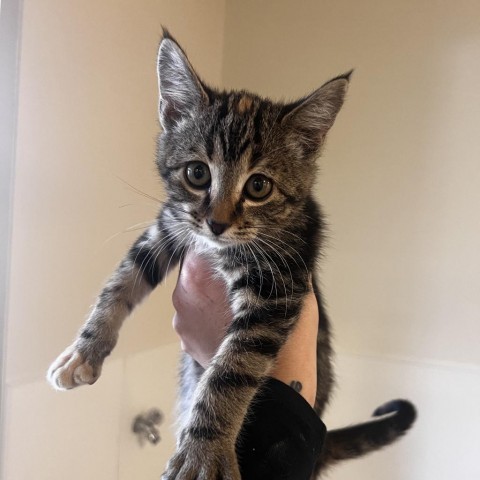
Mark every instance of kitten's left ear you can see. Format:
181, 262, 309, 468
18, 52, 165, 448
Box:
157, 29, 208, 131
282, 70, 353, 155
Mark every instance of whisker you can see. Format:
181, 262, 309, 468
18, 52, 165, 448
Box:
254, 238, 288, 315
255, 237, 294, 311
164, 228, 191, 281
245, 243, 263, 309
250, 240, 278, 304
251, 225, 308, 245
101, 220, 156, 247
114, 175, 163, 205
257, 232, 309, 275
131, 224, 188, 292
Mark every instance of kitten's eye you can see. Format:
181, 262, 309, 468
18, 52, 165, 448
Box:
185, 162, 211, 189
244, 174, 273, 200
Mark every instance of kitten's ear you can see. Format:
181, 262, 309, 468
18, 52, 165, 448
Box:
157, 30, 208, 130
282, 71, 353, 155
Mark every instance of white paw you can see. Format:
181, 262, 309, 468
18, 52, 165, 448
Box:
47, 345, 102, 391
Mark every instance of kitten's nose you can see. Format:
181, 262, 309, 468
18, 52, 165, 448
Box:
207, 219, 229, 236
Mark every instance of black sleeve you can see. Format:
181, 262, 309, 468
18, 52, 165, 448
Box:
236, 377, 326, 480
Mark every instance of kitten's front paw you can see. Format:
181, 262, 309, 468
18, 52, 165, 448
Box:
47, 344, 103, 391
163, 435, 240, 480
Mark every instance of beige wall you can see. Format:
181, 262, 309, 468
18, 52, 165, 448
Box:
223, 0, 480, 366
6, 0, 226, 384
222, 1, 480, 478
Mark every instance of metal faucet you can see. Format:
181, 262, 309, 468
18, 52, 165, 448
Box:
132, 408, 164, 445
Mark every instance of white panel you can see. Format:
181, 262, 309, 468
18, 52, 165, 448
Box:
118, 343, 180, 480
2, 360, 123, 480
323, 353, 480, 480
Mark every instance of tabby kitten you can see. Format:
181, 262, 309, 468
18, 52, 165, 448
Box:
47, 31, 416, 479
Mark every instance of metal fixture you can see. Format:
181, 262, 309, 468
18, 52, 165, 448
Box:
132, 408, 164, 445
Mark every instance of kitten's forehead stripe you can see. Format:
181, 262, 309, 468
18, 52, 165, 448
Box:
238, 138, 252, 161
237, 95, 253, 114
203, 92, 273, 167
218, 95, 230, 121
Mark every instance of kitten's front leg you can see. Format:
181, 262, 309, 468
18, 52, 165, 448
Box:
48, 218, 179, 390
163, 290, 303, 480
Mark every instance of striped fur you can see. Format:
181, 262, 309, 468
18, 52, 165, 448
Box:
47, 30, 415, 479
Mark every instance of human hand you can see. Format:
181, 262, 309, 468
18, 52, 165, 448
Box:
172, 252, 231, 369
172, 251, 318, 406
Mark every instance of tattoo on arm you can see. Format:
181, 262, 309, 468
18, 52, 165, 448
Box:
289, 380, 303, 393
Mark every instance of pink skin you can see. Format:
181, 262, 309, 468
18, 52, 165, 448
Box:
172, 251, 319, 406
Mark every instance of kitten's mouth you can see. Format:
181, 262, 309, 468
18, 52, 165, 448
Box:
193, 229, 250, 250
193, 232, 231, 250
209, 235, 231, 245
189, 219, 256, 250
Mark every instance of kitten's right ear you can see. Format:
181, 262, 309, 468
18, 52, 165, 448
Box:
157, 29, 208, 131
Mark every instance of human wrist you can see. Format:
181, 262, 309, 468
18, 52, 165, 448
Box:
269, 291, 318, 407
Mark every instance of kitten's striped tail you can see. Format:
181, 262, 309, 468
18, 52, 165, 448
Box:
314, 399, 416, 476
